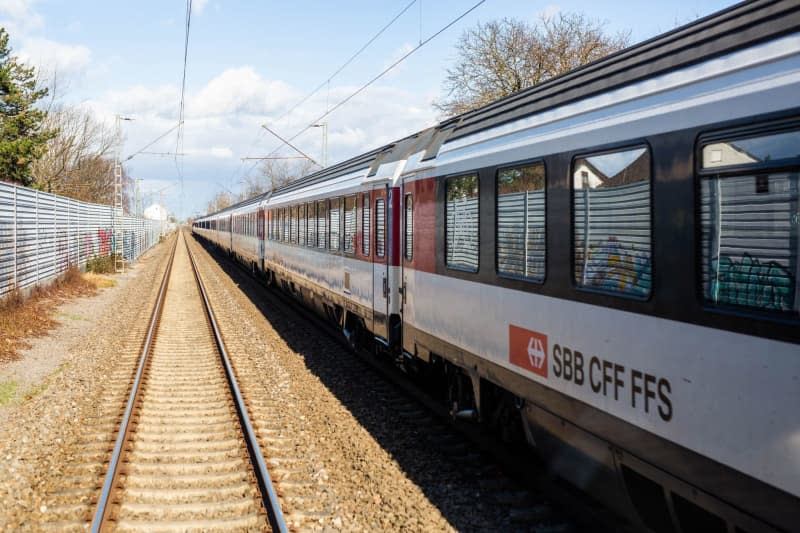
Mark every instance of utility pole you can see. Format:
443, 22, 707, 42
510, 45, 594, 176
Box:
113, 114, 133, 273
312, 122, 328, 167
134, 178, 143, 216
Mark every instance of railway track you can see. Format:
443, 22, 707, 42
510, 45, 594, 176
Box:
89, 230, 286, 532
190, 234, 633, 533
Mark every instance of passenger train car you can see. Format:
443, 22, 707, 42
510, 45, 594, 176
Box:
194, 2, 800, 531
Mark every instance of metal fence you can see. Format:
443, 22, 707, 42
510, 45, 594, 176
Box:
0, 181, 163, 298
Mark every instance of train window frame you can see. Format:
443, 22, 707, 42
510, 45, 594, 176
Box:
317, 200, 328, 250
375, 197, 385, 258
299, 203, 306, 246
290, 205, 298, 244
696, 121, 800, 320
404, 193, 413, 261
344, 195, 357, 255
362, 193, 371, 257
306, 201, 316, 247
445, 172, 480, 273
570, 143, 654, 301
495, 159, 547, 284
329, 197, 341, 252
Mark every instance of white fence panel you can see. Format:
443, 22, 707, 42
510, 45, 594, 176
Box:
0, 181, 163, 298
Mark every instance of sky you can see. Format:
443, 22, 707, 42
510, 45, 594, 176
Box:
0, 0, 739, 220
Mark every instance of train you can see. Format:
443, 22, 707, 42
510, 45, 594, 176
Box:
193, 2, 800, 531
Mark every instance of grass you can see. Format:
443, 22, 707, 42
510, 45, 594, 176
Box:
0, 380, 18, 406
56, 311, 85, 321
0, 266, 97, 364
82, 272, 116, 289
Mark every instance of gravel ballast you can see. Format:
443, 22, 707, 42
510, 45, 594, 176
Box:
0, 236, 175, 531
186, 235, 549, 532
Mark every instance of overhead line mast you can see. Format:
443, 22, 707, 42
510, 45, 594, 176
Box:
231, 1, 419, 189
251, 0, 486, 178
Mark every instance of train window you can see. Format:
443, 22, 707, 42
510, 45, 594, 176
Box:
306, 202, 316, 247
317, 200, 328, 249
329, 198, 341, 251
344, 195, 356, 254
270, 210, 276, 240
362, 193, 370, 256
299, 204, 306, 246
376, 198, 385, 258
282, 207, 288, 242
446, 173, 479, 272
700, 128, 800, 315
573, 146, 652, 298
497, 162, 545, 281
404, 194, 413, 261
291, 205, 298, 244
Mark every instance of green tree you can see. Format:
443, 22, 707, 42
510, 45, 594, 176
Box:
0, 27, 54, 186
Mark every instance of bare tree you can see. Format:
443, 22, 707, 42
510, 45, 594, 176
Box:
31, 104, 115, 198
206, 190, 233, 214
257, 158, 317, 193
435, 13, 630, 117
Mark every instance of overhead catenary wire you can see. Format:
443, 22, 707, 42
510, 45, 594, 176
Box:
173, 0, 193, 219
260, 125, 321, 166
124, 122, 182, 162
251, 0, 486, 172
229, 0, 418, 190
275, 0, 418, 124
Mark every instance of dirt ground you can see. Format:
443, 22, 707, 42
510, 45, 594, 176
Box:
0, 257, 154, 420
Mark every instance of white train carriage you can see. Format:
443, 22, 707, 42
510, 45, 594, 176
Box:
193, 2, 800, 531
260, 147, 399, 346
194, 208, 232, 251
229, 195, 266, 271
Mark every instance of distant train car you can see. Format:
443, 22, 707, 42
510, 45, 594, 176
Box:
194, 2, 800, 531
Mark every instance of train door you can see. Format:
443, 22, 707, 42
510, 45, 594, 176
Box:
257, 207, 265, 271
371, 184, 389, 344
400, 175, 412, 355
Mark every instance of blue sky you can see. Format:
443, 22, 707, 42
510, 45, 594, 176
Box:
1, 0, 737, 219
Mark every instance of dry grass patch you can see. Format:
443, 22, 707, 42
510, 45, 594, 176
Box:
0, 267, 97, 365
82, 272, 116, 289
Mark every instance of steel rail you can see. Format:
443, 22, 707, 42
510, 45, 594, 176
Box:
184, 235, 288, 533
90, 233, 179, 532
191, 233, 628, 533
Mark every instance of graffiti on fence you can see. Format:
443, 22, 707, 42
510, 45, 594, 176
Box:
578, 237, 651, 296
56, 231, 69, 271
98, 228, 112, 256
711, 253, 795, 311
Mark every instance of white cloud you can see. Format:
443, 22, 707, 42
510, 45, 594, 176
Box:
86, 65, 439, 217
188, 66, 294, 118
98, 84, 181, 118
0, 0, 43, 36
209, 147, 232, 158
194, 0, 209, 15
383, 42, 415, 73
18, 37, 91, 76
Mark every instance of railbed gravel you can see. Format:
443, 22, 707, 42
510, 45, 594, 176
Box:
0, 234, 175, 532
187, 235, 555, 532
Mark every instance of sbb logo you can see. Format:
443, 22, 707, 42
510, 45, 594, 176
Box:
509, 325, 548, 378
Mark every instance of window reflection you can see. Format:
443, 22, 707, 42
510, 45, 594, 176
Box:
573, 147, 651, 297
446, 174, 479, 271
497, 163, 545, 281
